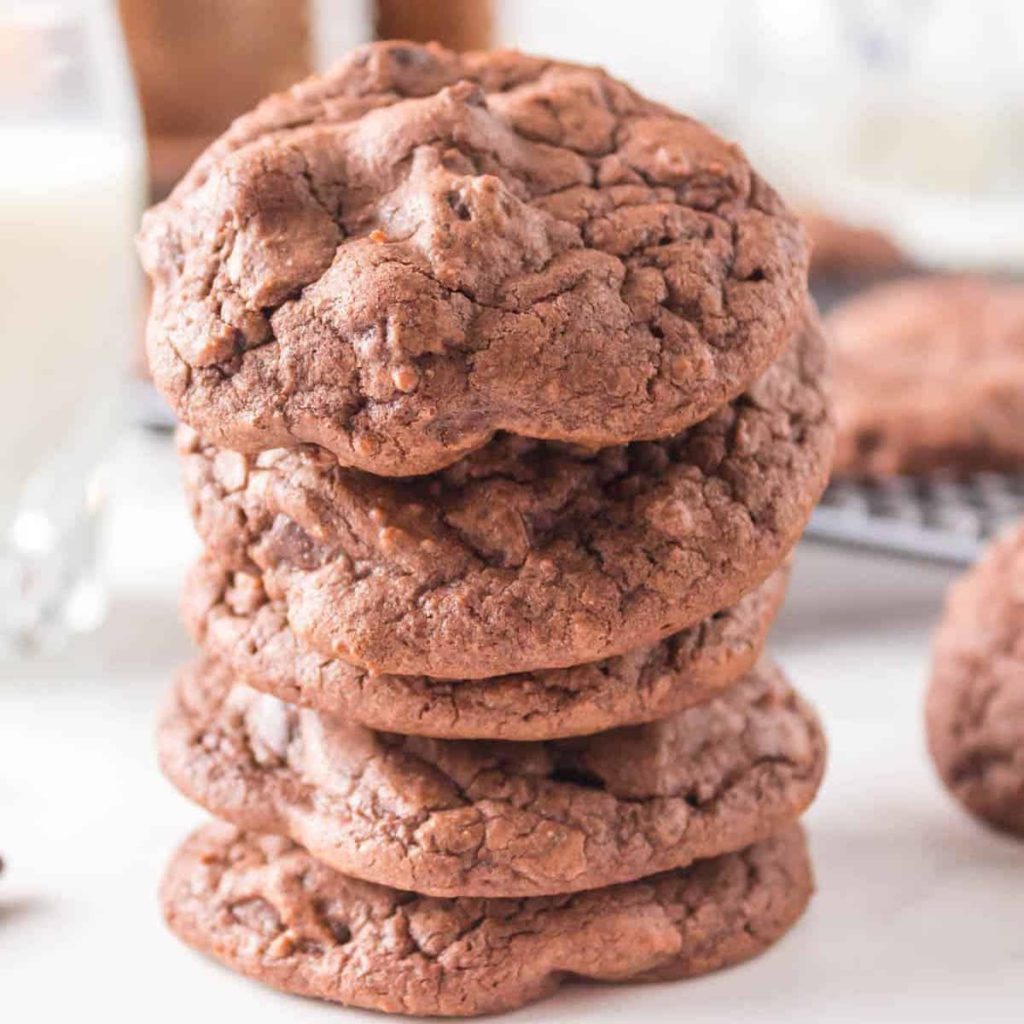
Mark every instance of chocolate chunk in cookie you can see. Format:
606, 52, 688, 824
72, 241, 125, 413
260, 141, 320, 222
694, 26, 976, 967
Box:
162, 822, 813, 1017
831, 276, 1024, 478
180, 313, 831, 679
140, 41, 809, 476
183, 554, 789, 740
928, 523, 1024, 836
158, 657, 824, 897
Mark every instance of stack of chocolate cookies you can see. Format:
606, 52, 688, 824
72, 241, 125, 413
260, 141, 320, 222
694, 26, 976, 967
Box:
139, 43, 833, 1017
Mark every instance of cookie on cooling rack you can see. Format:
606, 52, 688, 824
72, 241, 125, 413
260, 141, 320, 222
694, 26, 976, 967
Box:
831, 276, 1024, 478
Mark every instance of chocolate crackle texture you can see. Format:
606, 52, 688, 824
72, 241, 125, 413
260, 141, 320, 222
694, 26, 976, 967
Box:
928, 523, 1024, 836
159, 658, 824, 897
163, 823, 813, 1017
183, 556, 789, 740
139, 41, 808, 477
180, 313, 830, 679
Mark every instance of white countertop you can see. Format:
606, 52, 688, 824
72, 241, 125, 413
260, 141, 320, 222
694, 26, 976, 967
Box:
2, 430, 1022, 1023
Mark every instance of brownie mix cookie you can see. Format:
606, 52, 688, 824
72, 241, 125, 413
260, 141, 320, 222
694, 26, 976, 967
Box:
184, 554, 789, 740
163, 822, 813, 1017
928, 523, 1024, 836
802, 208, 906, 283
139, 41, 808, 477
180, 312, 830, 679
831, 276, 1024, 478
159, 657, 824, 897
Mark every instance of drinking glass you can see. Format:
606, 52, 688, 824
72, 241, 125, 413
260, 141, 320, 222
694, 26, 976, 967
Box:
0, 0, 145, 654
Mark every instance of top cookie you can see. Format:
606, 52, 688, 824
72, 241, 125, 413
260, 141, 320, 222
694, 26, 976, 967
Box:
830, 276, 1024, 478
139, 41, 808, 476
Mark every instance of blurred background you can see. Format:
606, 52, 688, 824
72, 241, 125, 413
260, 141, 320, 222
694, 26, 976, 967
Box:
2, 0, 1022, 656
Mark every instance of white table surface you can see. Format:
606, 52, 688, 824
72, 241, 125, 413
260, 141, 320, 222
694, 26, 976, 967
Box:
2, 430, 1023, 1023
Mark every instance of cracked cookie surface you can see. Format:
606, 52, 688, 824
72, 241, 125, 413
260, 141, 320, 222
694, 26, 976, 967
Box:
183, 555, 789, 739
158, 657, 824, 897
928, 523, 1024, 836
140, 41, 808, 477
162, 822, 812, 1017
180, 312, 830, 679
831, 277, 1024, 478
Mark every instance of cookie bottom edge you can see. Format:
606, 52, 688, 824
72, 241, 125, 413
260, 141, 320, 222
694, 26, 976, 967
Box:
161, 822, 814, 1017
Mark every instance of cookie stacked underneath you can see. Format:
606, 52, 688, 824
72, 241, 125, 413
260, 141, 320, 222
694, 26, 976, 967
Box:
140, 42, 833, 1017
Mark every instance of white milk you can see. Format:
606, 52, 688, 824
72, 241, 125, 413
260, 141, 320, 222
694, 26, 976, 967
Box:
0, 125, 144, 519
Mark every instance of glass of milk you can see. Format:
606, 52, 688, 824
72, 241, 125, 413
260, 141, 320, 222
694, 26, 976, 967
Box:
0, 0, 145, 654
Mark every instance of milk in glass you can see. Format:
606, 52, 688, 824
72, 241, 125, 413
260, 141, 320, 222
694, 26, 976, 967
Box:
0, 1, 144, 651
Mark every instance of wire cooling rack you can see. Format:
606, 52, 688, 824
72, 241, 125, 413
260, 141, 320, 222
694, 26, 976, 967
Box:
806, 473, 1024, 565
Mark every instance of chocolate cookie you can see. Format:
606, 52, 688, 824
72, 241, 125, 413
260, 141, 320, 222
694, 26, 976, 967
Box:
802, 209, 906, 282
183, 554, 789, 740
139, 41, 808, 477
927, 523, 1024, 836
180, 313, 830, 679
831, 277, 1024, 477
158, 657, 824, 897
162, 822, 813, 1017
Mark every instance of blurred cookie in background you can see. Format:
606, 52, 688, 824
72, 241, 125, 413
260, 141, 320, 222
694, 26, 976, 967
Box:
829, 277, 1024, 479
802, 208, 908, 285
927, 522, 1024, 837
